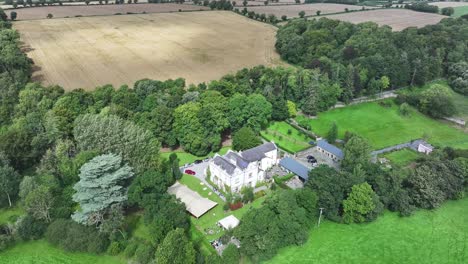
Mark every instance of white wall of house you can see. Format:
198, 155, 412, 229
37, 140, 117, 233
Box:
317, 146, 339, 161
208, 147, 277, 193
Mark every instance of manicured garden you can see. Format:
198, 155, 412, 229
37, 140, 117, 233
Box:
161, 146, 231, 166
296, 101, 468, 150
0, 240, 125, 264
382, 149, 422, 167
261, 121, 311, 153
268, 198, 468, 264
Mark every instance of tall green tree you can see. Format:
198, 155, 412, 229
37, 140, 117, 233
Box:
155, 228, 196, 264
326, 122, 338, 143
342, 182, 377, 223
72, 154, 134, 225
0, 164, 19, 207
341, 135, 371, 172
74, 114, 160, 173
24, 185, 53, 223
232, 126, 261, 151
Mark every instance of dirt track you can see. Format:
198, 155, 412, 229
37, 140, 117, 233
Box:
15, 11, 283, 90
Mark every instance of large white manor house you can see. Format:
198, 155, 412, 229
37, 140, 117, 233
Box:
208, 142, 278, 193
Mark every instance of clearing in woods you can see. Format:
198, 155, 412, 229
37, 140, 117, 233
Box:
14, 11, 283, 90
322, 9, 446, 31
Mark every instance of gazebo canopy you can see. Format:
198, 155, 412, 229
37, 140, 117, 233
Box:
218, 215, 240, 230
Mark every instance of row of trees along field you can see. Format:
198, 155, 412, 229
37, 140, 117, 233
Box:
276, 17, 468, 103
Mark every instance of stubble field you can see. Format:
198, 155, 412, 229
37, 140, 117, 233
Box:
322, 9, 446, 31
14, 11, 283, 90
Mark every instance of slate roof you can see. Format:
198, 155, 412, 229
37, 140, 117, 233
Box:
279, 157, 310, 181
241, 142, 277, 162
225, 151, 249, 169
213, 156, 236, 175
317, 139, 344, 159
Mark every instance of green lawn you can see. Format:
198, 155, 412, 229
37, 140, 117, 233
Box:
268, 198, 468, 264
382, 149, 422, 167
296, 101, 468, 150
0, 240, 125, 264
161, 146, 230, 166
261, 121, 311, 153
453, 6, 468, 17
0, 206, 24, 225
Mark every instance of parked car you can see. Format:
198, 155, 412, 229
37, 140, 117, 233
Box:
184, 169, 196, 175
307, 155, 316, 160
194, 159, 203, 164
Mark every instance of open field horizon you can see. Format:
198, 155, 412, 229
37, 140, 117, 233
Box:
14, 11, 283, 90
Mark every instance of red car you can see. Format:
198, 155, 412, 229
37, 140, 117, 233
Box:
185, 169, 196, 175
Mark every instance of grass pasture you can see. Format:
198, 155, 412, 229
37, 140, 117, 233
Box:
260, 121, 311, 153
296, 101, 468, 150
322, 9, 445, 31
14, 11, 282, 90
268, 198, 468, 264
382, 148, 422, 167
0, 240, 125, 264
453, 6, 468, 17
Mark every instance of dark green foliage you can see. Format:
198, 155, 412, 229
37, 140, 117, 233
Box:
154, 228, 196, 264
241, 186, 254, 203
222, 244, 240, 264
448, 62, 468, 95
276, 18, 468, 96
45, 219, 109, 253
234, 189, 317, 261
405, 3, 438, 13
326, 122, 338, 143
232, 126, 261, 151
441, 7, 454, 16
17, 214, 48, 241
341, 135, 371, 172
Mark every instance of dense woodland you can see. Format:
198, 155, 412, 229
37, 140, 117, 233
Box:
276, 17, 468, 102
0, 7, 467, 264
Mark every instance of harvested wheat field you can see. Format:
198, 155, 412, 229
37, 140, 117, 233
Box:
14, 11, 282, 90
242, 3, 376, 18
322, 9, 446, 31
8, 3, 209, 20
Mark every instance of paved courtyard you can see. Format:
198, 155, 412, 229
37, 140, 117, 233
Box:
295, 146, 340, 170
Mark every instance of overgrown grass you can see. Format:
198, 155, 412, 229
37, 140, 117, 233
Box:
0, 206, 24, 225
382, 149, 422, 167
450, 89, 468, 121
0, 240, 125, 264
296, 101, 468, 150
268, 198, 468, 264
261, 121, 311, 153
161, 146, 230, 166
